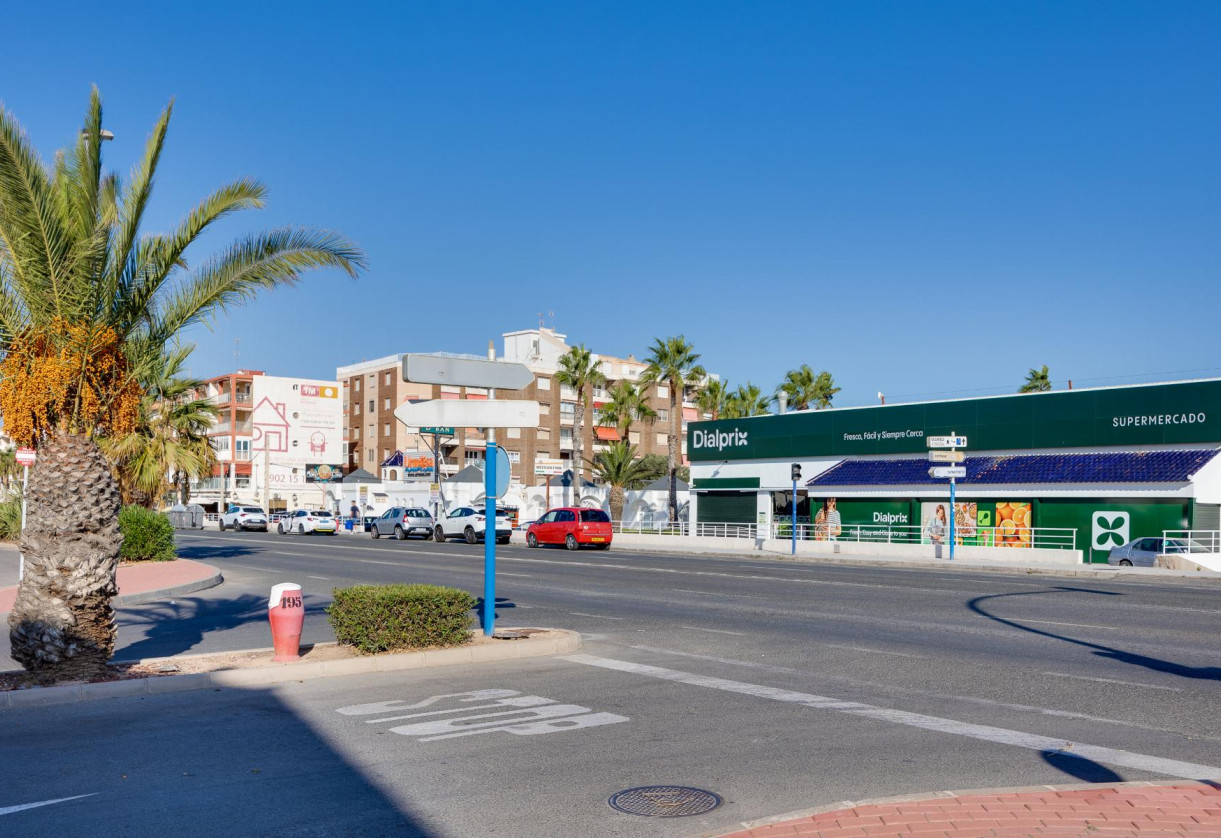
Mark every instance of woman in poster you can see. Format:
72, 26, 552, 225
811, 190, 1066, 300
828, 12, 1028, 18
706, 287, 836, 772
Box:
926, 504, 948, 544
813, 498, 842, 541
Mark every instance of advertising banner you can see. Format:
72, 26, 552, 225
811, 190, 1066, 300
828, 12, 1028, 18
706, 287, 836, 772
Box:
920, 501, 980, 546
401, 452, 435, 479
305, 463, 345, 483
535, 457, 565, 476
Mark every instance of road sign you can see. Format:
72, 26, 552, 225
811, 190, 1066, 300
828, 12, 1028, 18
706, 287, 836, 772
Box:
534, 457, 565, 476
402, 354, 534, 391
928, 450, 965, 463
927, 435, 968, 449
420, 426, 454, 436
488, 446, 511, 499
928, 466, 966, 479
15, 448, 35, 467
394, 399, 540, 429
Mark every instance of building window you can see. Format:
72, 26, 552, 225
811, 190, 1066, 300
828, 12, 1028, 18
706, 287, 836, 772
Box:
465, 449, 484, 463
382, 449, 389, 461
366, 448, 373, 463
384, 397, 390, 410
560, 429, 573, 443
354, 378, 361, 392
383, 422, 390, 437
506, 450, 521, 464
657, 409, 668, 422
211, 437, 230, 452
537, 428, 551, 441
656, 433, 667, 446
354, 402, 360, 415
236, 439, 251, 461
657, 385, 669, 399
507, 427, 521, 439
560, 385, 577, 400
368, 400, 374, 412
353, 427, 360, 440
629, 432, 640, 444
384, 371, 391, 386
389, 469, 397, 481
538, 377, 551, 391
560, 402, 575, 423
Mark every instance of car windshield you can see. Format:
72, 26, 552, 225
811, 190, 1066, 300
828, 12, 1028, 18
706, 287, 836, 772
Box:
241, 507, 264, 514
580, 510, 610, 523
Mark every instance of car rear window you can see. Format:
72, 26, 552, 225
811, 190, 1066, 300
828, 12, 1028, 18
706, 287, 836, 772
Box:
407, 509, 429, 517
242, 507, 265, 514
580, 510, 610, 523
311, 510, 332, 517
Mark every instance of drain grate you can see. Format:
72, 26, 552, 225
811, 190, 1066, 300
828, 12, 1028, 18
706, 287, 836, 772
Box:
608, 785, 723, 818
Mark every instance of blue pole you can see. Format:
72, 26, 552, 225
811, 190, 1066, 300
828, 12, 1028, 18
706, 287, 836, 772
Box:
791, 479, 797, 555
483, 441, 496, 635
949, 476, 956, 561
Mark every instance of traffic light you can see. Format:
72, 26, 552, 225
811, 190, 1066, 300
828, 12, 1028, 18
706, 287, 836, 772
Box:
791, 463, 802, 481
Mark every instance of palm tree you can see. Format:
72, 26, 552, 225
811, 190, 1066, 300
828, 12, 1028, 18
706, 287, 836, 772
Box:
1019, 365, 1052, 393
0, 447, 17, 497
724, 383, 771, 419
586, 441, 654, 522
811, 370, 841, 409
640, 336, 705, 523
554, 344, 605, 483
0, 90, 365, 679
776, 365, 841, 410
100, 345, 219, 508
599, 380, 656, 445
695, 377, 729, 420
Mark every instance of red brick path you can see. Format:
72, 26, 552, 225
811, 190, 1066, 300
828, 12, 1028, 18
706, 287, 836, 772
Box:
0, 558, 217, 613
715, 782, 1221, 837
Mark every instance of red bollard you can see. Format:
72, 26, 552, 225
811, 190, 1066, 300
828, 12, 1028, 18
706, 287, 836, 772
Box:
268, 583, 305, 662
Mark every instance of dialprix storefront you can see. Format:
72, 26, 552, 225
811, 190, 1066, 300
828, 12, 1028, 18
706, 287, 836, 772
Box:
687, 379, 1221, 562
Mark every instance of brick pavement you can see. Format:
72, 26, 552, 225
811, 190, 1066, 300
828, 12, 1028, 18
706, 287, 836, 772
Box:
714, 781, 1221, 837
0, 558, 219, 613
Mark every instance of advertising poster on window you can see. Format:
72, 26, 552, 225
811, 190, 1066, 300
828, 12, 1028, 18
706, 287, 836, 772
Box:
993, 501, 1032, 548
920, 502, 978, 545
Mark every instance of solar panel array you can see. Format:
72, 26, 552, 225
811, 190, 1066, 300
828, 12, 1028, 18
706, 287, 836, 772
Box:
807, 449, 1220, 486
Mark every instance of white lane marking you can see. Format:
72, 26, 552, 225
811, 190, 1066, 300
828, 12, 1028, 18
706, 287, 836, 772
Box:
307, 576, 330, 581
1018, 619, 1116, 630
568, 612, 627, 621
680, 625, 747, 636
630, 645, 1212, 738
1041, 672, 1184, 693
823, 644, 926, 659
498, 572, 533, 578
564, 654, 1221, 780
675, 589, 765, 599
0, 794, 97, 816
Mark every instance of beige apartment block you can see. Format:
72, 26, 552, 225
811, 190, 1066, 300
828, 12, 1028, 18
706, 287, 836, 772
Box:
336, 328, 709, 487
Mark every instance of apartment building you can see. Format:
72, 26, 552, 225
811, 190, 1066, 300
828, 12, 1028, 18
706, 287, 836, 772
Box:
192, 370, 344, 512
336, 328, 709, 488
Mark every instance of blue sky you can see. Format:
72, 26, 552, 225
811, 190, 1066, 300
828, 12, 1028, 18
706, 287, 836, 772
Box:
5, 2, 1219, 406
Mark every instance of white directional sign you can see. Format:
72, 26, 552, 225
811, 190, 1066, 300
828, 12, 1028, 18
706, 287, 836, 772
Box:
402, 354, 534, 391
927, 435, 968, 449
394, 399, 540, 429
928, 450, 965, 463
928, 466, 967, 479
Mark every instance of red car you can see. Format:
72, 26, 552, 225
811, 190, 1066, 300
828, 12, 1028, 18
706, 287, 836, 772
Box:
526, 507, 613, 550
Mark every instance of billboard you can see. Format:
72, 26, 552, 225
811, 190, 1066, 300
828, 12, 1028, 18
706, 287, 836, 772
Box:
305, 463, 345, 483
250, 376, 344, 495
402, 452, 435, 479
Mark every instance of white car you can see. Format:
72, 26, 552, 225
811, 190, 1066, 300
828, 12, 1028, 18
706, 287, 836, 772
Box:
277, 509, 338, 535
434, 507, 513, 544
220, 505, 268, 532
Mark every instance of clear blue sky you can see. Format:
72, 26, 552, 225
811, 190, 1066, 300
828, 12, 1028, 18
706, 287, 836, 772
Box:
5, 1, 1219, 406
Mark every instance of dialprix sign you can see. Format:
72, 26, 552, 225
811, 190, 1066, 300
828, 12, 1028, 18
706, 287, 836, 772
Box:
688, 379, 1221, 462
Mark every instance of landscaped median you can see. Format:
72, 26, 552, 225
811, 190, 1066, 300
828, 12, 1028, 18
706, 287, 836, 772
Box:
0, 628, 582, 709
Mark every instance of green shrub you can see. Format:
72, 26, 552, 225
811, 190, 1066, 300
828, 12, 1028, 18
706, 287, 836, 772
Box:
119, 505, 177, 562
327, 584, 475, 653
0, 494, 22, 542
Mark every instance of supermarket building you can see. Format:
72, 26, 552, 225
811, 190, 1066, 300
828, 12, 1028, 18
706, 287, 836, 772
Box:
686, 379, 1221, 563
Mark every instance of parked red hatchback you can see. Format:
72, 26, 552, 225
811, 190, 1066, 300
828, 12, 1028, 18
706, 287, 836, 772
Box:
526, 507, 613, 550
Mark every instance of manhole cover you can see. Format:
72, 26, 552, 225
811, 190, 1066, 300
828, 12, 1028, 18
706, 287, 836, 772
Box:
608, 785, 722, 817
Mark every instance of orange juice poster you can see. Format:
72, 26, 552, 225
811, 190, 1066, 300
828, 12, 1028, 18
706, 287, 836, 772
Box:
983, 501, 1032, 548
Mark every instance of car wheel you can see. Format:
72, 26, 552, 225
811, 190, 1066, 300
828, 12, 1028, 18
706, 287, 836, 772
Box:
277, 523, 285, 535
434, 525, 446, 542
371, 525, 380, 539
527, 532, 538, 548
298, 524, 305, 535
566, 534, 578, 551
1119, 559, 1132, 566
219, 520, 227, 532
422, 529, 433, 541
464, 527, 477, 544
394, 525, 406, 541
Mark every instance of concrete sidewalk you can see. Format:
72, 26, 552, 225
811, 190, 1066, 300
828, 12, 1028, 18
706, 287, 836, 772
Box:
0, 557, 221, 614
712, 781, 1221, 837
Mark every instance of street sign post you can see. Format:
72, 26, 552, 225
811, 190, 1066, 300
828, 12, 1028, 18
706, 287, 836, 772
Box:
15, 448, 35, 467
419, 426, 454, 436
927, 435, 968, 449
394, 399, 540, 429
402, 354, 535, 391
928, 466, 967, 479
928, 450, 965, 463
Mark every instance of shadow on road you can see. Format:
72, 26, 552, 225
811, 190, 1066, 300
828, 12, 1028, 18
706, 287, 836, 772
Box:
968, 587, 1221, 682
174, 543, 257, 561
1041, 750, 1124, 783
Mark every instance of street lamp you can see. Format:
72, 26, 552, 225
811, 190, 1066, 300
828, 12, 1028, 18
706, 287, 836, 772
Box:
81, 129, 115, 141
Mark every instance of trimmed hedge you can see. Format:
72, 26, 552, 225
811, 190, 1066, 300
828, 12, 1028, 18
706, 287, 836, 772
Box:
327, 584, 475, 653
0, 495, 21, 542
119, 505, 177, 562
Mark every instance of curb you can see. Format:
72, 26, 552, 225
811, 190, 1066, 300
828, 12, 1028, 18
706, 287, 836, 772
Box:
0, 628, 582, 710
617, 542, 1221, 583
112, 563, 225, 607
699, 779, 1221, 837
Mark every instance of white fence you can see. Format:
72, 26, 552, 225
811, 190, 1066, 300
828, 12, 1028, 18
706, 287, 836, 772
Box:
612, 521, 759, 539
1161, 530, 1221, 553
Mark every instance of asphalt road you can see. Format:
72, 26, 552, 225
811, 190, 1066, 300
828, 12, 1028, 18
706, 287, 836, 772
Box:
2, 531, 1221, 837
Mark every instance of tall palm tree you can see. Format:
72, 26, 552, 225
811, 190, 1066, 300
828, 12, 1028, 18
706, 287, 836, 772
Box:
586, 441, 654, 522
1019, 365, 1052, 393
640, 336, 705, 523
724, 383, 771, 419
811, 370, 841, 410
0, 90, 365, 679
100, 345, 219, 508
599, 380, 657, 445
776, 365, 841, 411
695, 377, 729, 420
554, 344, 605, 482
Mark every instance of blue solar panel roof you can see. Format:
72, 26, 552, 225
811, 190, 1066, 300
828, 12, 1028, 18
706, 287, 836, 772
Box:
807, 449, 1219, 486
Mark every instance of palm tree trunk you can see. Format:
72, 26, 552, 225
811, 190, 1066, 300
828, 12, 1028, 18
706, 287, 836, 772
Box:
573, 393, 585, 484
668, 380, 678, 523
610, 485, 625, 522
8, 432, 123, 680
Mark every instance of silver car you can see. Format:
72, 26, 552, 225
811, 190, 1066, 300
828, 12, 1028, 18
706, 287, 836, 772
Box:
1107, 536, 1209, 566
370, 506, 435, 540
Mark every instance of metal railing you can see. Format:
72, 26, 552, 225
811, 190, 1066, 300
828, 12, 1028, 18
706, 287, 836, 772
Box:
767, 522, 1076, 550
1161, 530, 1221, 553
611, 521, 758, 539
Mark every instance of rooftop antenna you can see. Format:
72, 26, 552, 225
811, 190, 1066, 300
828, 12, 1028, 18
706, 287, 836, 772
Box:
234, 338, 240, 369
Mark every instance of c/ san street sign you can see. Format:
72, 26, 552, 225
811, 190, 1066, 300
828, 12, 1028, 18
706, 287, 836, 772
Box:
420, 426, 454, 436
402, 354, 534, 391
928, 466, 966, 479
928, 450, 965, 463
927, 435, 968, 449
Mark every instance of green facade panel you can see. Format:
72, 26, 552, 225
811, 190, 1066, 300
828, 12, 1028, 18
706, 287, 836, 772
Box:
699, 492, 757, 524
1036, 499, 1188, 563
